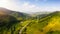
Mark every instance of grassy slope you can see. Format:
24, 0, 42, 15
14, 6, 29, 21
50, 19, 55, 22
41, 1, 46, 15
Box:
22, 11, 60, 34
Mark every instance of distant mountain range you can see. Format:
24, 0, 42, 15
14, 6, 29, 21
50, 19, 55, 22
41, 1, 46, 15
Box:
0, 7, 53, 20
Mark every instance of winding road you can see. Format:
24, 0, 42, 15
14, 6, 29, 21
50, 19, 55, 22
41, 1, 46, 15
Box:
19, 21, 31, 34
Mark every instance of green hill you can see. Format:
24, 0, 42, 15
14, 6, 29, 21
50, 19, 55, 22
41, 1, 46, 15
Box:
0, 7, 31, 34
22, 11, 60, 34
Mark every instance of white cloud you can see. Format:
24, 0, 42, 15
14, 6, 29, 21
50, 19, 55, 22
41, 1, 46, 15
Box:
0, 0, 15, 9
0, 0, 60, 13
19, 2, 41, 12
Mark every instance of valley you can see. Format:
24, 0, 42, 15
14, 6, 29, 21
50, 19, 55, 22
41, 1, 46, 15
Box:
0, 8, 60, 34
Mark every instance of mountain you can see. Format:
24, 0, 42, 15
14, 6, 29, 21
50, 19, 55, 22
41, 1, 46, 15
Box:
0, 7, 60, 34
0, 7, 32, 34
22, 11, 60, 34
0, 7, 30, 28
0, 7, 31, 20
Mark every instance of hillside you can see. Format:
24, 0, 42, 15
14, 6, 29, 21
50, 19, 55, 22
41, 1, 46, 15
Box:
0, 7, 31, 20
0, 7, 31, 34
22, 11, 60, 34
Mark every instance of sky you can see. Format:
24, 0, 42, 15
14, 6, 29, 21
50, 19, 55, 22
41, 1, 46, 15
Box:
0, 0, 60, 13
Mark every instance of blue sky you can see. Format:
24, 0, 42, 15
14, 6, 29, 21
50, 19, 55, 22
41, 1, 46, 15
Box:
0, 0, 60, 12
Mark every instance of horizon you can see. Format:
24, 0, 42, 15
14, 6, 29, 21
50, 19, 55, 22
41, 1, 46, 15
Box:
0, 0, 60, 13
